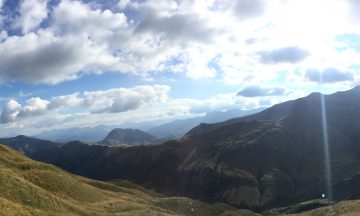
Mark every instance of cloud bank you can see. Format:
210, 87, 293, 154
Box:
0, 85, 169, 123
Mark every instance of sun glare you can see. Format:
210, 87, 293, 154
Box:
270, 0, 350, 48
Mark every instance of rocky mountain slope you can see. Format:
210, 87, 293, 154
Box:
100, 128, 158, 146
0, 144, 259, 216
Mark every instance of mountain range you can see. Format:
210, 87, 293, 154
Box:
3, 87, 360, 212
35, 108, 265, 142
147, 108, 266, 139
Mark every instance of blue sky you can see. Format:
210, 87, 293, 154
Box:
0, 0, 359, 136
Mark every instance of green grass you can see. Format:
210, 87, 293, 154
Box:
0, 144, 259, 216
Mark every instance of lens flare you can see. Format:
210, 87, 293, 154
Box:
320, 74, 332, 202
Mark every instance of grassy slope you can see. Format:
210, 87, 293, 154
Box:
278, 200, 360, 216
0, 144, 260, 216
262, 199, 360, 216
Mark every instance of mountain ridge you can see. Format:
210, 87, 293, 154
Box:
34, 108, 265, 142
7, 87, 360, 211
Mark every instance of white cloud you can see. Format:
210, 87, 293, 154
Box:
259, 46, 310, 64
20, 97, 49, 118
0, 85, 170, 123
52, 0, 128, 37
87, 85, 170, 113
0, 100, 21, 123
14, 0, 48, 34
305, 68, 354, 83
232, 0, 267, 20
0, 0, 358, 88
0, 0, 278, 85
135, 9, 217, 44
48, 93, 83, 110
117, 0, 131, 9
0, 30, 118, 84
0, 31, 6, 41
237, 86, 286, 97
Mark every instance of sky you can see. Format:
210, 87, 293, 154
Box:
0, 0, 359, 136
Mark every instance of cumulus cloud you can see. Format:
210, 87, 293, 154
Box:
0, 100, 21, 123
19, 97, 49, 118
0, 0, 276, 85
259, 46, 310, 64
47, 93, 82, 110
13, 0, 48, 34
52, 0, 128, 37
0, 30, 119, 84
0, 0, 216, 84
0, 1, 129, 84
0, 85, 170, 123
89, 85, 170, 113
118, 0, 131, 9
135, 10, 216, 44
237, 86, 286, 97
233, 0, 266, 20
305, 68, 354, 83
213, 0, 266, 20
1, 97, 49, 123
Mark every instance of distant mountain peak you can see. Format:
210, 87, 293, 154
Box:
100, 128, 157, 146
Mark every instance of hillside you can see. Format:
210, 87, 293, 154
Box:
0, 144, 260, 216
0, 135, 61, 156
100, 128, 158, 146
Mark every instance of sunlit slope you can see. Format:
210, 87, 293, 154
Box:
0, 144, 259, 216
